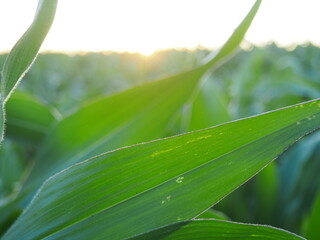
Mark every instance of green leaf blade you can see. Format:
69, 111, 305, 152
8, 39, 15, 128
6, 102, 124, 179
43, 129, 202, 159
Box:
185, 80, 231, 131
26, 67, 207, 189
196, 209, 229, 220
3, 99, 320, 240
5, 91, 60, 144
304, 192, 320, 240
23, 0, 261, 196
0, 0, 58, 144
203, 0, 261, 69
1, 0, 58, 102
130, 220, 305, 240
0, 104, 4, 143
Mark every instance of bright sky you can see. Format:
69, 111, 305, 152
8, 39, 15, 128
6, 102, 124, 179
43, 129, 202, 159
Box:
1, 0, 320, 55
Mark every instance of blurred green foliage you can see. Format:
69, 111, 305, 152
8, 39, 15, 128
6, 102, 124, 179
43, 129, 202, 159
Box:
7, 50, 208, 114
1, 43, 318, 116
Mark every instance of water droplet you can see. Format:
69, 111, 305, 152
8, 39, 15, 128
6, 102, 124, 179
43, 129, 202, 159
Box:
176, 177, 184, 183
296, 121, 301, 125
166, 196, 172, 201
161, 200, 165, 204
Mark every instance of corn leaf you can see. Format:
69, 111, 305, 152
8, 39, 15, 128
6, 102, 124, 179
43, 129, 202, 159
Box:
196, 209, 229, 220
3, 98, 320, 240
253, 162, 278, 224
25, 67, 207, 189
183, 79, 231, 132
0, 0, 58, 143
277, 131, 320, 230
6, 91, 60, 144
303, 191, 320, 240
0, 141, 25, 200
130, 220, 304, 240
23, 0, 261, 193
0, 106, 4, 143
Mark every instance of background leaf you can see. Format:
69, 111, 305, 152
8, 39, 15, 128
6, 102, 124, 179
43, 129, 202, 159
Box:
196, 209, 229, 220
6, 91, 60, 145
0, 106, 4, 143
182, 78, 231, 133
303, 191, 320, 240
0, 141, 25, 201
253, 162, 279, 225
277, 131, 320, 230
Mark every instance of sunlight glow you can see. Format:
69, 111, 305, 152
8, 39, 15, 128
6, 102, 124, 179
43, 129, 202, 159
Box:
1, 0, 320, 54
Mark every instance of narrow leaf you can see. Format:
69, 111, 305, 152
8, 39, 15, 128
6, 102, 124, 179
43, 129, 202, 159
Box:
1, 0, 58, 101
196, 209, 229, 220
0, 0, 58, 143
304, 191, 320, 240
130, 220, 304, 240
0, 105, 4, 143
6, 91, 60, 144
253, 162, 278, 224
202, 0, 261, 69
184, 79, 231, 132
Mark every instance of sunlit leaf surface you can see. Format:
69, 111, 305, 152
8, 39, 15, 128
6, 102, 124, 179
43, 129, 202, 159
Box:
0, 0, 58, 143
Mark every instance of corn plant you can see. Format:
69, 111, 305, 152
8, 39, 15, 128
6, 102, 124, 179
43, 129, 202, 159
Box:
0, 0, 319, 239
